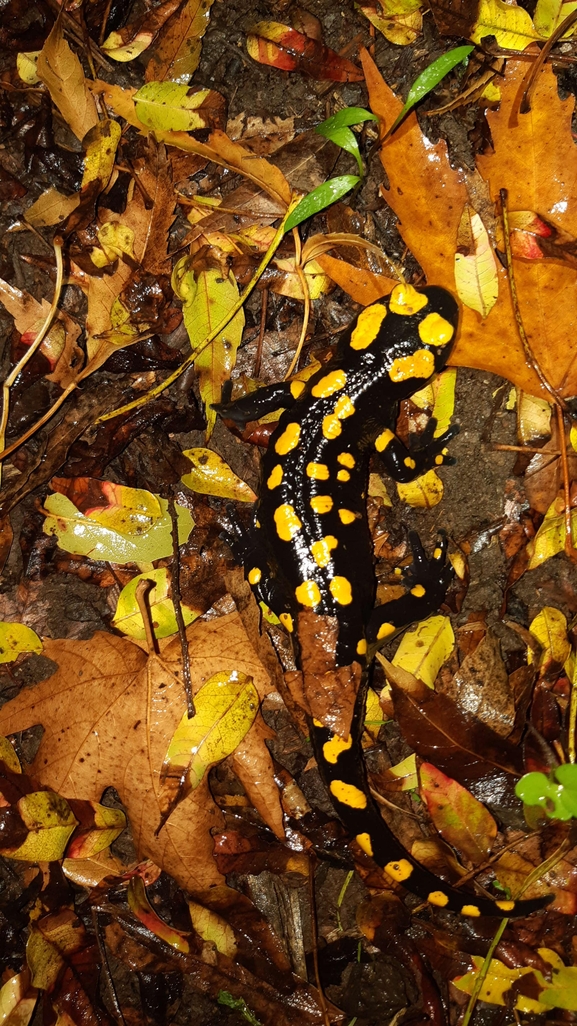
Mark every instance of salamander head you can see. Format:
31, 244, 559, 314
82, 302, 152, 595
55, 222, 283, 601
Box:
347, 284, 459, 400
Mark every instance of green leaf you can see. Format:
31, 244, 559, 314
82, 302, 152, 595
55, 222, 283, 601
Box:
315, 107, 379, 174
284, 175, 360, 232
390, 45, 474, 134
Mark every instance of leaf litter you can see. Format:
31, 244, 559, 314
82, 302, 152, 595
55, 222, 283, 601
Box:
1, 0, 577, 1021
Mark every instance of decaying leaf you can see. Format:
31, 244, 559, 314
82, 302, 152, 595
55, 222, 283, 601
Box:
358, 0, 423, 46
181, 448, 256, 501
419, 761, 497, 864
0, 612, 278, 893
36, 19, 99, 142
145, 0, 216, 83
113, 568, 201, 640
455, 204, 499, 318
247, 21, 363, 82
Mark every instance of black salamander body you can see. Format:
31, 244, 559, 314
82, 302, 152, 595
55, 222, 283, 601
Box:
217, 283, 550, 919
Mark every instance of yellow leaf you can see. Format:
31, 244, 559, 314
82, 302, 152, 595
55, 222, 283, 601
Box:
25, 187, 80, 228
91, 222, 136, 267
358, 0, 422, 46
81, 119, 122, 189
388, 753, 418, 790
571, 423, 577, 452
368, 472, 392, 507
271, 257, 332, 300
42, 489, 194, 565
527, 496, 577, 569
101, 29, 155, 61
534, 0, 577, 37
453, 955, 548, 1014
4, 791, 77, 862
455, 205, 499, 318
471, 0, 540, 50
128, 876, 190, 951
17, 50, 40, 84
159, 671, 259, 824
517, 390, 552, 443
134, 82, 215, 131
36, 19, 99, 142
396, 468, 444, 508
66, 803, 126, 859
0, 969, 37, 1024
113, 568, 201, 640
0, 735, 21, 774
27, 911, 90, 990
181, 447, 256, 501
392, 614, 454, 688
188, 899, 237, 957
172, 260, 245, 437
529, 607, 571, 669
0, 622, 42, 664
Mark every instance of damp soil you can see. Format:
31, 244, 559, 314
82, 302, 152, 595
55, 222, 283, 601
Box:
0, 1, 576, 1025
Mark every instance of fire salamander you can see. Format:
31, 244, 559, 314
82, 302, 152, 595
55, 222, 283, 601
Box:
216, 283, 551, 918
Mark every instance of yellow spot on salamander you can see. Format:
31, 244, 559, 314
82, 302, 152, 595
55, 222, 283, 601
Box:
322, 733, 352, 763
330, 780, 367, 809
404, 457, 416, 469
375, 428, 395, 452
461, 905, 481, 917
355, 832, 374, 857
322, 414, 341, 439
247, 567, 261, 585
295, 580, 322, 607
495, 900, 515, 912
356, 639, 367, 655
311, 369, 347, 398
274, 504, 302, 541
334, 394, 355, 419
267, 464, 283, 489
279, 612, 294, 632
337, 452, 355, 468
310, 495, 333, 514
313, 718, 324, 728
306, 462, 330, 480
435, 454, 444, 465
428, 891, 450, 907
337, 469, 350, 482
390, 349, 435, 383
350, 303, 387, 350
329, 576, 353, 605
433, 547, 443, 559
418, 311, 454, 347
377, 622, 396, 640
311, 535, 338, 568
275, 422, 301, 455
338, 509, 356, 524
290, 379, 305, 398
410, 584, 426, 598
384, 859, 413, 882
389, 283, 428, 316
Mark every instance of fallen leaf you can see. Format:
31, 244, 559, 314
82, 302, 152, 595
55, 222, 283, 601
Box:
455, 204, 499, 317
134, 82, 225, 132
36, 18, 99, 142
0, 612, 276, 893
361, 50, 577, 398
101, 0, 182, 61
358, 0, 423, 46
145, 0, 216, 83
0, 970, 37, 1026
0, 621, 42, 664
390, 614, 454, 688
113, 568, 201, 640
246, 21, 363, 82
471, 0, 540, 49
419, 761, 497, 864
0, 280, 83, 388
181, 447, 256, 501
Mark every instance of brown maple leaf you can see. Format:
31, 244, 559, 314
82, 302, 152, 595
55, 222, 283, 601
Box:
359, 51, 577, 400
0, 611, 278, 894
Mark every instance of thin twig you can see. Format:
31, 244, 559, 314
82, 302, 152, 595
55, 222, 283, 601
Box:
308, 857, 331, 1026
555, 404, 577, 560
168, 495, 194, 718
0, 241, 63, 477
135, 579, 158, 656
519, 9, 577, 114
254, 288, 268, 378
91, 907, 127, 1026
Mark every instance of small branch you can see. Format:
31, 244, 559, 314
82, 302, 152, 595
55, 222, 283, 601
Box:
0, 241, 63, 475
284, 228, 311, 379
168, 496, 194, 718
555, 404, 577, 560
135, 579, 158, 656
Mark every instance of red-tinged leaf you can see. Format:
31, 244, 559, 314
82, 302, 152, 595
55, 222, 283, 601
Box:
127, 876, 191, 952
247, 21, 363, 82
419, 762, 497, 865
